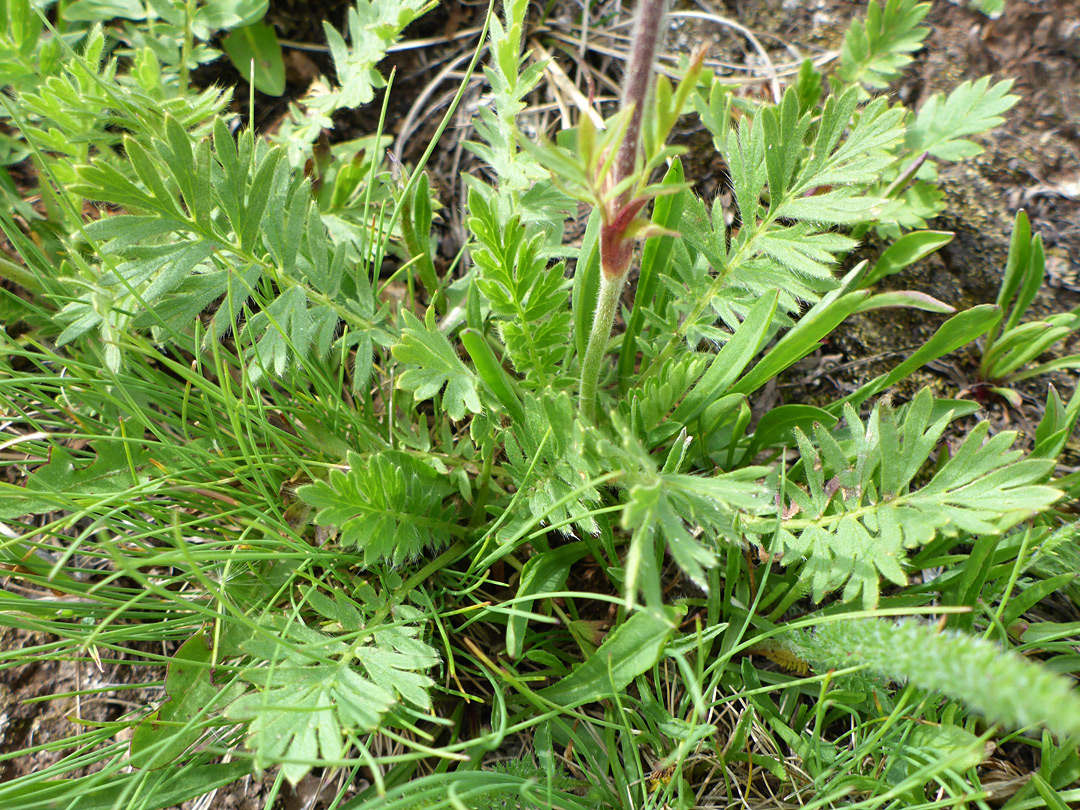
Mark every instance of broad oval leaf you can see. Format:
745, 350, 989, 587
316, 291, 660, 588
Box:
222, 22, 286, 96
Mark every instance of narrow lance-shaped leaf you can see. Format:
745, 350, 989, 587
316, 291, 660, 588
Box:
539, 607, 682, 707
221, 21, 286, 97
506, 544, 589, 659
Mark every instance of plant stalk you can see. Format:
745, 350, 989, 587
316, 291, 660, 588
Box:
580, 271, 625, 421
612, 0, 667, 212
579, 0, 667, 419
180, 0, 196, 95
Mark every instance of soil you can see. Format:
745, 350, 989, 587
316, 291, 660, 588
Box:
3, 1, 1079, 807
816, 0, 1080, 411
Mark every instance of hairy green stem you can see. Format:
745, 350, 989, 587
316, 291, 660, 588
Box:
578, 0, 667, 419
580, 271, 625, 422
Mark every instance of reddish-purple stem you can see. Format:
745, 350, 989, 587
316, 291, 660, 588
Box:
581, 0, 668, 417
612, 0, 667, 214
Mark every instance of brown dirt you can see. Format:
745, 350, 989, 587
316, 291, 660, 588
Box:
656, 0, 1080, 457
3, 0, 1079, 807
754, 0, 1080, 418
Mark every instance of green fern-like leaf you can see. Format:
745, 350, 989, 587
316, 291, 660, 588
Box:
904, 76, 1019, 162
789, 94, 907, 197
298, 450, 459, 565
227, 596, 438, 785
272, 0, 433, 162
676, 85, 904, 339
618, 353, 710, 447
622, 466, 767, 602
14, 26, 230, 165
329, 0, 431, 107
392, 309, 483, 420
500, 392, 602, 540
612, 423, 768, 605
464, 0, 551, 199
229, 661, 389, 785
60, 111, 382, 379
675, 199, 843, 333
757, 388, 1061, 607
793, 618, 1080, 740
467, 187, 572, 388
837, 0, 931, 91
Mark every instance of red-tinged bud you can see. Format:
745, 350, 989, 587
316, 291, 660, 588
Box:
611, 197, 649, 233
600, 222, 635, 280
600, 197, 650, 279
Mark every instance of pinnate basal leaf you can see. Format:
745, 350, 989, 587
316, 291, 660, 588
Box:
392, 309, 482, 420
837, 0, 931, 91
759, 389, 1061, 607
227, 598, 439, 785
228, 660, 393, 784
905, 77, 1018, 162
468, 186, 572, 388
500, 392, 602, 540
298, 450, 458, 566
618, 426, 769, 605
